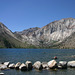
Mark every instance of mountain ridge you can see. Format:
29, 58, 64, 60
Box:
0, 22, 29, 48
20, 18, 75, 46
1, 18, 75, 48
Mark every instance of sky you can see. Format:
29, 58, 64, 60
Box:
0, 0, 75, 32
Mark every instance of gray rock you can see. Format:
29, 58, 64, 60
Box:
47, 60, 57, 69
25, 61, 32, 70
58, 61, 67, 69
4, 62, 10, 67
8, 63, 15, 69
15, 62, 21, 70
71, 55, 75, 58
68, 61, 75, 68
19, 63, 27, 71
0, 64, 7, 70
42, 62, 49, 69
33, 61, 43, 70
0, 72, 4, 75
17, 18, 75, 46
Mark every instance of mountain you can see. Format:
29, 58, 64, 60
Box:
0, 22, 27, 48
14, 27, 40, 45
1, 18, 75, 48
57, 32, 75, 49
14, 27, 40, 36
14, 18, 75, 48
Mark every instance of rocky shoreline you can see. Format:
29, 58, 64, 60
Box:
0, 60, 75, 71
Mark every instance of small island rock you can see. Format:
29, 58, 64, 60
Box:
33, 61, 43, 70
68, 61, 75, 68
25, 61, 32, 70
48, 60, 57, 69
15, 62, 21, 70
42, 62, 49, 69
19, 63, 27, 71
8, 63, 15, 69
4, 62, 10, 67
58, 61, 67, 69
0, 64, 7, 70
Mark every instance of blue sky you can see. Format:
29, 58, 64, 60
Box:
0, 0, 75, 32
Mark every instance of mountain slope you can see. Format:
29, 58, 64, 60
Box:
15, 27, 40, 36
15, 18, 75, 47
0, 22, 27, 48
31, 18, 75, 43
58, 32, 75, 49
14, 27, 40, 44
1, 18, 75, 48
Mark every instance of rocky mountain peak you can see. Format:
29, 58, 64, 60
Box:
0, 22, 17, 39
0, 22, 7, 28
1, 18, 75, 48
24, 18, 75, 45
15, 27, 40, 36
13, 18, 75, 46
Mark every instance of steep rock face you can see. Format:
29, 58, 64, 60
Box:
27, 18, 75, 45
0, 23, 15, 38
14, 27, 40, 44
58, 32, 75, 49
15, 27, 40, 36
1, 18, 75, 48
0, 22, 26, 48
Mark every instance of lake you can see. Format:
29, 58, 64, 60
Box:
0, 49, 75, 75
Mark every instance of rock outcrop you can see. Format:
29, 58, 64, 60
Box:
48, 60, 57, 69
1, 18, 75, 48
0, 64, 7, 70
19, 63, 27, 71
42, 62, 48, 69
1, 60, 75, 72
8, 63, 15, 69
58, 61, 67, 69
4, 62, 10, 67
67, 61, 75, 68
14, 18, 75, 47
33, 61, 43, 70
15, 62, 21, 70
25, 61, 32, 70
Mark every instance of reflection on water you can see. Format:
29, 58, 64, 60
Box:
0, 49, 75, 75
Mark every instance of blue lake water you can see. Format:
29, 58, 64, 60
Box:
0, 49, 75, 75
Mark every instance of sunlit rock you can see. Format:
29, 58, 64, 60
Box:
8, 63, 15, 69
19, 63, 27, 71
25, 61, 32, 70
15, 62, 21, 70
48, 60, 57, 69
33, 61, 43, 70
58, 61, 67, 69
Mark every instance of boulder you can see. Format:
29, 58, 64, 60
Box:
0, 64, 7, 70
25, 61, 32, 70
42, 62, 49, 69
8, 63, 15, 69
19, 63, 27, 71
68, 61, 75, 68
71, 55, 75, 58
0, 72, 4, 75
47, 60, 57, 69
15, 62, 21, 70
58, 61, 67, 69
4, 62, 10, 67
33, 61, 43, 70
